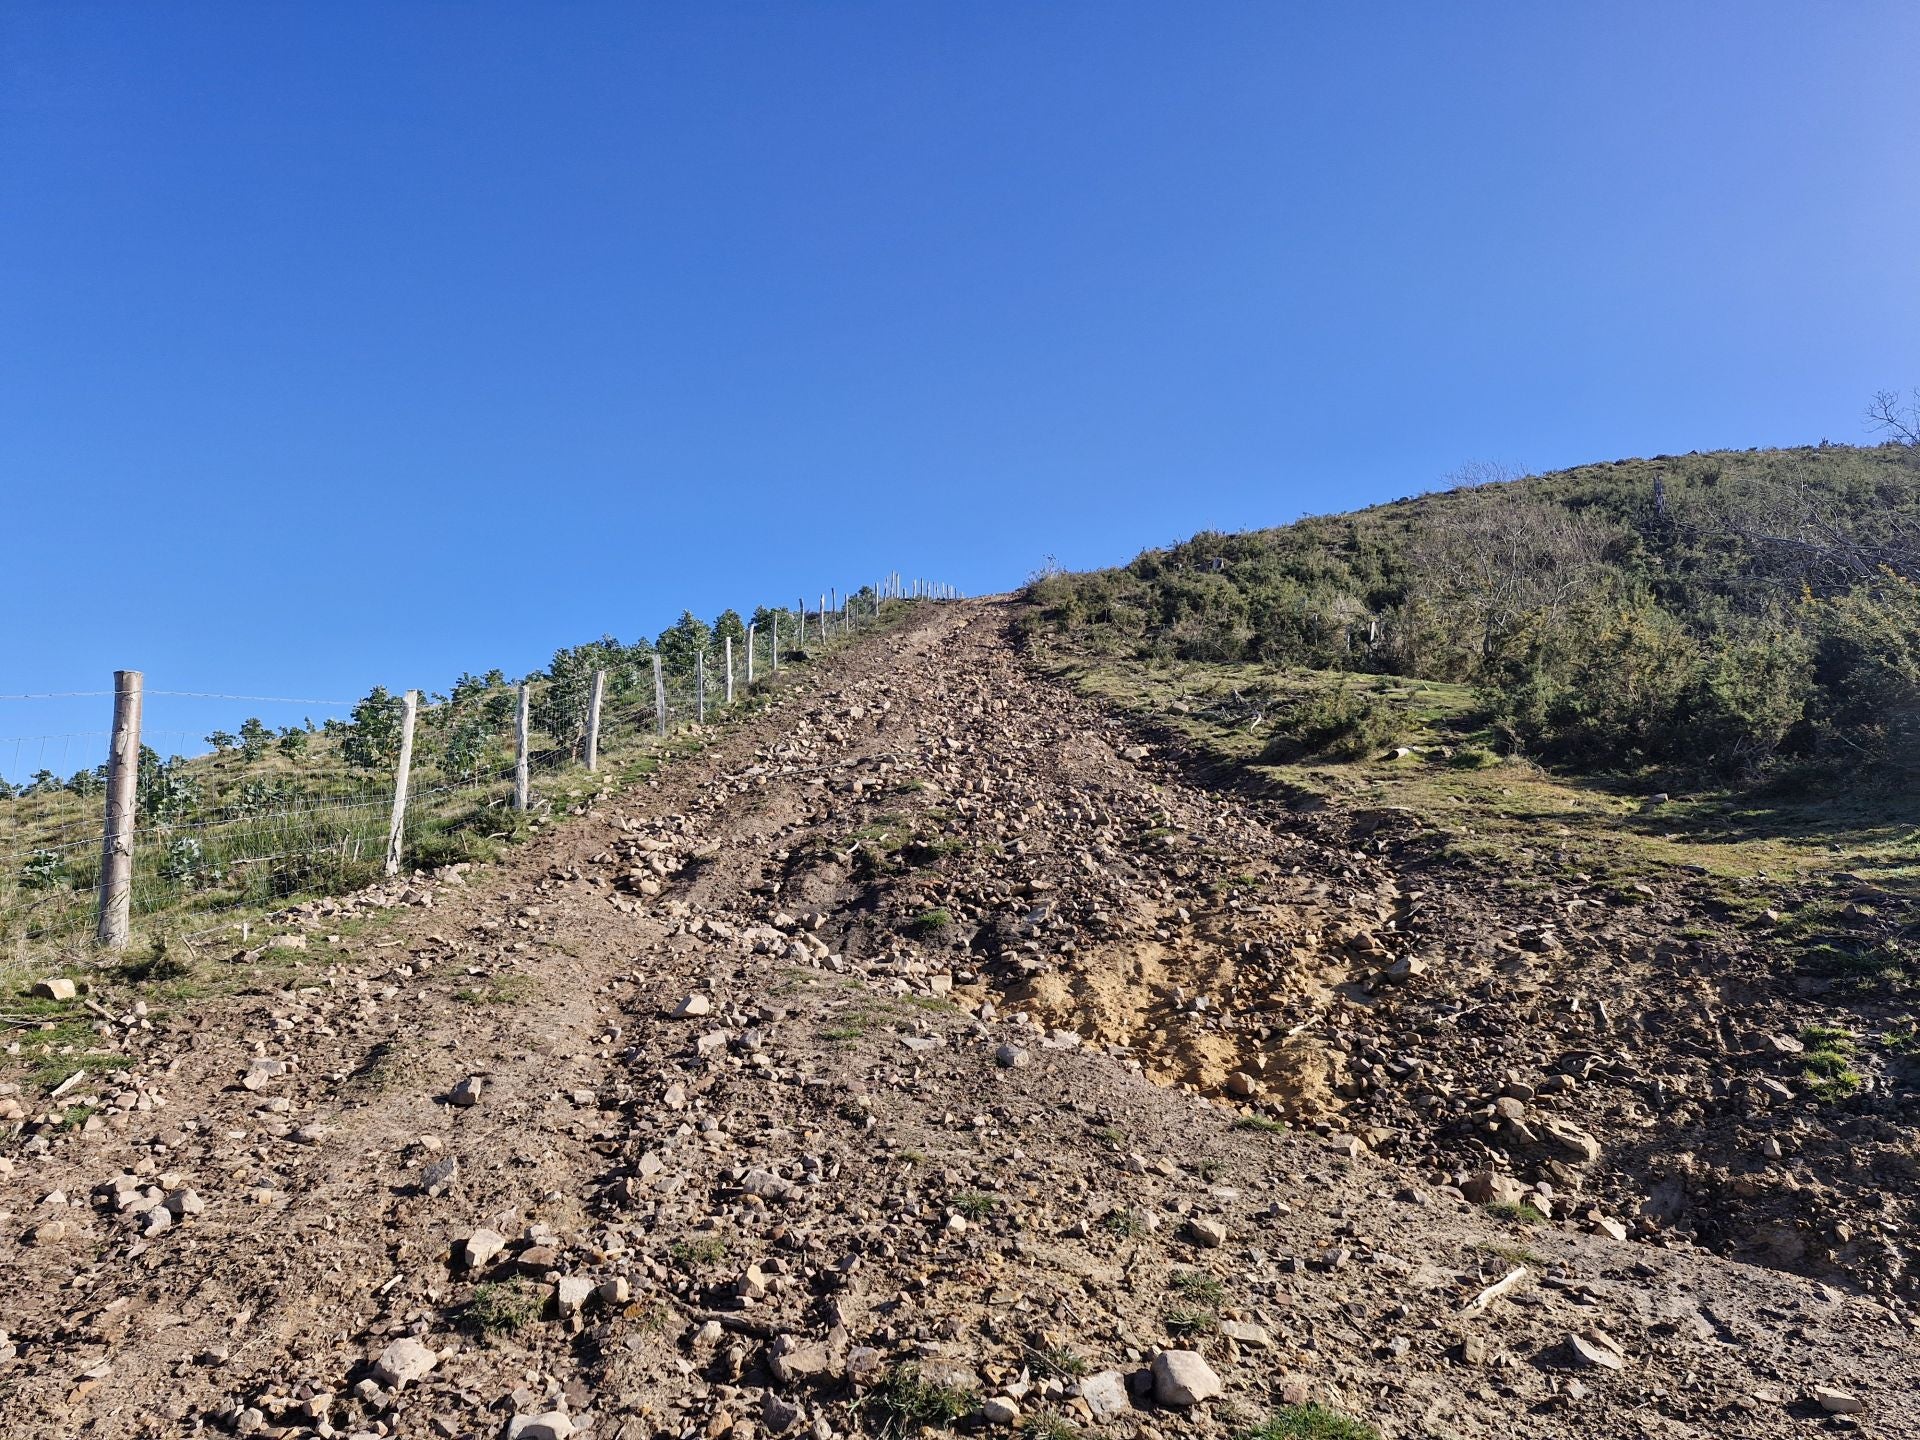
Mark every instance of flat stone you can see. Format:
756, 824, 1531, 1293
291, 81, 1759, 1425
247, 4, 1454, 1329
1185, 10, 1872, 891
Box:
463, 1227, 508, 1268
1218, 1320, 1275, 1349
372, 1337, 438, 1387
672, 994, 712, 1018
1078, 1370, 1131, 1421
981, 1397, 1020, 1426
554, 1275, 594, 1314
769, 1334, 832, 1383
507, 1413, 574, 1440
1541, 1118, 1602, 1164
1185, 1217, 1227, 1248
422, 1155, 458, 1195
762, 1393, 803, 1433
993, 1044, 1030, 1069
1814, 1387, 1864, 1415
1567, 1334, 1625, 1370
1150, 1350, 1221, 1407
30, 977, 76, 1002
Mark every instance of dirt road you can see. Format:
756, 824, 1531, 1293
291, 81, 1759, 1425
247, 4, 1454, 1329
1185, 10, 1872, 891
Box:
3, 600, 1912, 1439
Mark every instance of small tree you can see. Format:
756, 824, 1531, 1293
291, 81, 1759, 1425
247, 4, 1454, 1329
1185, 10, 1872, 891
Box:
278, 727, 310, 759
206, 730, 237, 755
342, 686, 406, 771
656, 611, 712, 677
238, 717, 272, 761
65, 766, 106, 797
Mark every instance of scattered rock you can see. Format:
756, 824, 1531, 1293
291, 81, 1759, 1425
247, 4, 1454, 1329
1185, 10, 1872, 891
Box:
1815, 1386, 1864, 1415
372, 1337, 438, 1387
1150, 1350, 1221, 1407
450, 1075, 485, 1107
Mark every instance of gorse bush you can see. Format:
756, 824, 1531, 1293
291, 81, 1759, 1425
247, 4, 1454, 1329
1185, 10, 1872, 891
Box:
1260, 684, 1403, 763
1023, 444, 1920, 783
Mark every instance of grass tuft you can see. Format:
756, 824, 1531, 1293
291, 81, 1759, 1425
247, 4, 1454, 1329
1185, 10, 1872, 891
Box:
857, 1363, 976, 1439
467, 1280, 544, 1336
1243, 1405, 1382, 1440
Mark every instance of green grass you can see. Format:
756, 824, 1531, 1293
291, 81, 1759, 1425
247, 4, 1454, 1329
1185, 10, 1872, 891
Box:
1163, 1268, 1224, 1336
1163, 1305, 1217, 1337
1232, 1114, 1287, 1133
1800, 1023, 1864, 1100
905, 907, 954, 937
857, 1364, 976, 1440
950, 1190, 997, 1221
1166, 1269, 1226, 1306
1022, 1345, 1089, 1381
467, 1280, 545, 1336
669, 1235, 730, 1266
1484, 1199, 1547, 1225
1046, 654, 1920, 906
454, 974, 537, 1005
1022, 1412, 1083, 1440
1244, 1405, 1381, 1440
30, 1051, 135, 1092
1100, 1207, 1148, 1238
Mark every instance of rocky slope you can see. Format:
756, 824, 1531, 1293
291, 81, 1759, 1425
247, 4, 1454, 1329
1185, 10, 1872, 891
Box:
1, 599, 1912, 1439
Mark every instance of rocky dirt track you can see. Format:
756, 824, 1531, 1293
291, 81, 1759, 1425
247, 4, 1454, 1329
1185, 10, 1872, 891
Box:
2, 600, 1914, 1440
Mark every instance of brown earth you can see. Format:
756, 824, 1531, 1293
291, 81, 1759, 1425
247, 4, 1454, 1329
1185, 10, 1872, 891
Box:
2, 598, 1914, 1440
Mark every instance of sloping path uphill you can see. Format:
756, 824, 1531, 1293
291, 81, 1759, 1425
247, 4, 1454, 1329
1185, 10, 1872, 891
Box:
2, 600, 1913, 1440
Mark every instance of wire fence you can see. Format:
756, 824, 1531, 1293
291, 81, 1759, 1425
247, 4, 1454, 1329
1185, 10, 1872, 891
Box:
2, 576, 962, 974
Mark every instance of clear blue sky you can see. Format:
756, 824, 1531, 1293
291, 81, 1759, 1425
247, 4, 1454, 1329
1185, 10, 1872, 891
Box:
3, 3, 1918, 773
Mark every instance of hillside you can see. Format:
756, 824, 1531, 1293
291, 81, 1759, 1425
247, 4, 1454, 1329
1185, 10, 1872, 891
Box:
1019, 443, 1920, 784
2, 600, 1913, 1439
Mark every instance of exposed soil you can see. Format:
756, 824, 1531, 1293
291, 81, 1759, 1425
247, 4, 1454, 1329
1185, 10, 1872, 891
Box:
2, 599, 1913, 1440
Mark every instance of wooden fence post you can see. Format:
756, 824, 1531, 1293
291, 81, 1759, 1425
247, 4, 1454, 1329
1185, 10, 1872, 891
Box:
513, 684, 531, 812
797, 599, 805, 646
696, 649, 706, 724
384, 689, 419, 877
652, 653, 667, 736
770, 614, 779, 673
95, 668, 143, 950
746, 623, 756, 685
725, 635, 735, 704
585, 669, 605, 772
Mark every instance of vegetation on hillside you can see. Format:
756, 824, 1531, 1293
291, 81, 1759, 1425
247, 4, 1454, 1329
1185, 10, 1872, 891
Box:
1, 595, 885, 962
1019, 443, 1920, 785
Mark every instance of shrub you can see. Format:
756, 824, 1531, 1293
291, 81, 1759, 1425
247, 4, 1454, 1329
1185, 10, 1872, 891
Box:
158, 836, 223, 889
1261, 685, 1402, 762
19, 849, 66, 891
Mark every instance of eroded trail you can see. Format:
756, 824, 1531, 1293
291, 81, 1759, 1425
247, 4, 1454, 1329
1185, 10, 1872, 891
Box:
3, 600, 1913, 1440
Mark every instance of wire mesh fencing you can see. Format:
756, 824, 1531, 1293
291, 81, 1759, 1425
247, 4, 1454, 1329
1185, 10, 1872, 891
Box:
1, 579, 963, 975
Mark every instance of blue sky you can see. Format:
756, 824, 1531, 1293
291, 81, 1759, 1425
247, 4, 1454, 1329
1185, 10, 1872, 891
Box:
3, 2, 1918, 775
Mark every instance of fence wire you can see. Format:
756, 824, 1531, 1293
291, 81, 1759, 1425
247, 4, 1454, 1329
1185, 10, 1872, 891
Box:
2, 585, 961, 971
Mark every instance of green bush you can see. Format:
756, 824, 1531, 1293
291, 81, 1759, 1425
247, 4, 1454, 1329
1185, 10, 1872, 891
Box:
19, 849, 66, 892
1261, 685, 1402, 762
